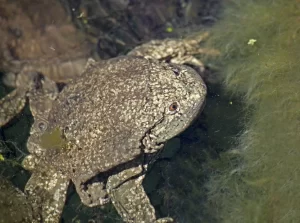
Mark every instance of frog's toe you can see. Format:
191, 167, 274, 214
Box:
154, 217, 174, 223
74, 181, 110, 207
22, 155, 36, 171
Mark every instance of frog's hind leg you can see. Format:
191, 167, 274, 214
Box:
107, 168, 173, 223
0, 70, 57, 127
0, 71, 32, 127
25, 168, 69, 223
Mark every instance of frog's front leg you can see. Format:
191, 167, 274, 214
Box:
24, 168, 69, 223
107, 166, 173, 223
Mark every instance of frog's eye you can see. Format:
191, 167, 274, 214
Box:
168, 102, 180, 114
37, 121, 48, 132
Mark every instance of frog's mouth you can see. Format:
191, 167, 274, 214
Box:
146, 98, 205, 146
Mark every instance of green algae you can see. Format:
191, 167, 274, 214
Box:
40, 127, 67, 150
203, 0, 300, 222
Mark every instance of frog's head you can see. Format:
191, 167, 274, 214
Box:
142, 62, 206, 152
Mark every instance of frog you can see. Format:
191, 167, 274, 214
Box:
0, 28, 214, 221
16, 54, 206, 223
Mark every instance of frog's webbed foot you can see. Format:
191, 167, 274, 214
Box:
169, 55, 205, 72
128, 31, 220, 73
25, 168, 69, 223
107, 167, 173, 223
74, 180, 110, 207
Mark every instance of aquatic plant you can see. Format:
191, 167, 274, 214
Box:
204, 0, 300, 222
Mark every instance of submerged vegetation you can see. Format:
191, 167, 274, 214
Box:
203, 0, 300, 222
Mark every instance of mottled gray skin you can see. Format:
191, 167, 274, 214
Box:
20, 56, 206, 223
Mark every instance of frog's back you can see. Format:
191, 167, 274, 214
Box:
42, 57, 156, 176
40, 56, 206, 179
